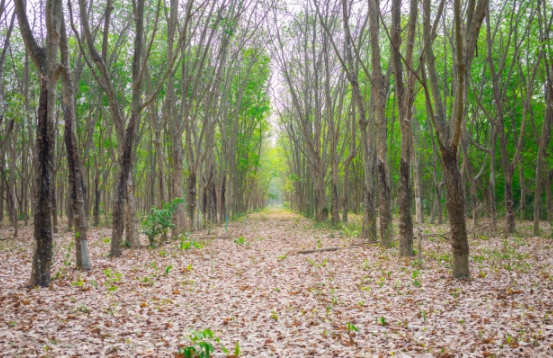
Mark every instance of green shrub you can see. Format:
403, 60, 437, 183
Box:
142, 198, 185, 247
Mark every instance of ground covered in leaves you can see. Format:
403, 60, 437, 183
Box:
1, 207, 553, 357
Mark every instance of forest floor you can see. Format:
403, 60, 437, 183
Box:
1, 207, 553, 357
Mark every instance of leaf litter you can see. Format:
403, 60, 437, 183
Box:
1, 207, 552, 357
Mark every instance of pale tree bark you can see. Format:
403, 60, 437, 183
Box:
59, 13, 91, 269
368, 0, 392, 247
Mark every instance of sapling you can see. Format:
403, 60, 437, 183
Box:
142, 198, 185, 247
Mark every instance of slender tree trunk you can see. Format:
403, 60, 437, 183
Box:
519, 165, 526, 219
314, 164, 326, 222
489, 130, 497, 231
368, 0, 392, 247
390, 0, 417, 256
500, 138, 516, 234
9, 134, 18, 238
109, 0, 145, 256
338, 0, 376, 241
0, 165, 4, 226
188, 171, 197, 230
52, 170, 58, 233
93, 175, 100, 226
60, 16, 91, 269
547, 169, 553, 225
533, 91, 552, 235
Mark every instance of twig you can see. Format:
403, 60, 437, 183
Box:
297, 244, 363, 255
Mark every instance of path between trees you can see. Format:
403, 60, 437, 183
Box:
0, 208, 552, 357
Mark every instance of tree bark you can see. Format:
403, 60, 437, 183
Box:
16, 0, 62, 287
368, 0, 392, 247
60, 14, 91, 269
390, 0, 417, 256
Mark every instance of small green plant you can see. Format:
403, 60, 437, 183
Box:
103, 268, 122, 284
72, 275, 85, 287
142, 198, 185, 247
412, 270, 422, 287
346, 322, 359, 333
234, 236, 246, 245
271, 310, 279, 321
164, 265, 173, 276
378, 316, 387, 326
176, 329, 231, 358
277, 253, 288, 261
179, 234, 205, 251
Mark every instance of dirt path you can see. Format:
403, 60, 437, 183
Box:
0, 208, 552, 357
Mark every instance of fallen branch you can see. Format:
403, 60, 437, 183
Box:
297, 244, 363, 254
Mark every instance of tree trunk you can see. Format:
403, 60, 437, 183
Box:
93, 175, 100, 226
125, 176, 140, 248
109, 0, 145, 256
533, 91, 551, 235
52, 170, 58, 233
314, 164, 326, 222
60, 15, 91, 270
29, 83, 54, 287
547, 169, 553, 225
442, 147, 470, 278
519, 165, 526, 219
390, 0, 417, 256
171, 134, 186, 235
489, 130, 497, 231
188, 171, 197, 230
9, 134, 18, 238
368, 0, 392, 247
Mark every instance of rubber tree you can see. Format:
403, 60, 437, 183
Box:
15, 0, 63, 287
421, 0, 488, 278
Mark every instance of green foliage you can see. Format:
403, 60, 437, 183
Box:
233, 236, 246, 245
103, 268, 122, 286
142, 198, 185, 247
176, 329, 232, 358
179, 234, 204, 250
346, 322, 359, 333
